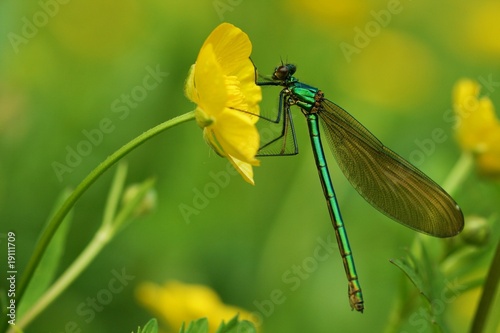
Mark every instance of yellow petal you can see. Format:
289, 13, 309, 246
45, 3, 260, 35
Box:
202, 23, 261, 117
228, 63, 262, 119
203, 127, 226, 157
237, 62, 262, 118
453, 79, 500, 177
453, 79, 479, 112
225, 75, 247, 111
184, 64, 197, 103
204, 23, 262, 118
223, 74, 260, 121
194, 44, 227, 117
203, 23, 252, 76
136, 280, 259, 333
227, 155, 255, 185
476, 130, 500, 177
212, 109, 260, 165
453, 79, 500, 151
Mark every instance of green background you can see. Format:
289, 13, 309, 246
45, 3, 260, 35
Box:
1, 0, 499, 332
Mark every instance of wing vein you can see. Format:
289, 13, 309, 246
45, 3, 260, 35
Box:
318, 99, 463, 237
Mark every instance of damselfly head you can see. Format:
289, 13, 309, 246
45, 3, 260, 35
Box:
272, 64, 296, 81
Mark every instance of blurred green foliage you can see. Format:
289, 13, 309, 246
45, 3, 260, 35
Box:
1, 0, 499, 332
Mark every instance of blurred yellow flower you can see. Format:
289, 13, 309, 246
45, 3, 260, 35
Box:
50, 0, 145, 60
185, 23, 262, 185
136, 280, 258, 333
461, 1, 500, 61
340, 31, 438, 110
453, 79, 500, 177
289, 0, 370, 37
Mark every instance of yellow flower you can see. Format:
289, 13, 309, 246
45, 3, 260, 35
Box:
289, 0, 370, 37
185, 23, 262, 185
453, 79, 500, 177
460, 1, 500, 62
135, 280, 258, 333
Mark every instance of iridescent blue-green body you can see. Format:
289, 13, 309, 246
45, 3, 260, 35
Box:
284, 76, 363, 311
257, 63, 464, 313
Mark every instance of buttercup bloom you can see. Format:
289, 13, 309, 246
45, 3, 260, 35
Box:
453, 79, 500, 177
185, 23, 262, 185
136, 280, 258, 333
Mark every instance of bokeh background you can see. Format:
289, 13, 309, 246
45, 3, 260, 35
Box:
1, 0, 499, 332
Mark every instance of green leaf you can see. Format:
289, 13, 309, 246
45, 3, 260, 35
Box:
390, 254, 430, 302
17, 188, 74, 318
215, 315, 239, 333
135, 318, 158, 333
391, 241, 455, 333
216, 315, 257, 333
180, 318, 209, 333
178, 316, 257, 333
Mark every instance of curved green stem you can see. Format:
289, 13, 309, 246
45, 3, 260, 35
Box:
1, 111, 195, 333
442, 152, 474, 196
12, 224, 114, 332
470, 239, 500, 333
11, 177, 155, 332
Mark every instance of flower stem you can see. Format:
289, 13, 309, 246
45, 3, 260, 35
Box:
470, 239, 500, 333
12, 173, 154, 332
102, 161, 129, 228
2, 111, 195, 333
12, 224, 114, 332
11, 163, 128, 331
442, 152, 474, 196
